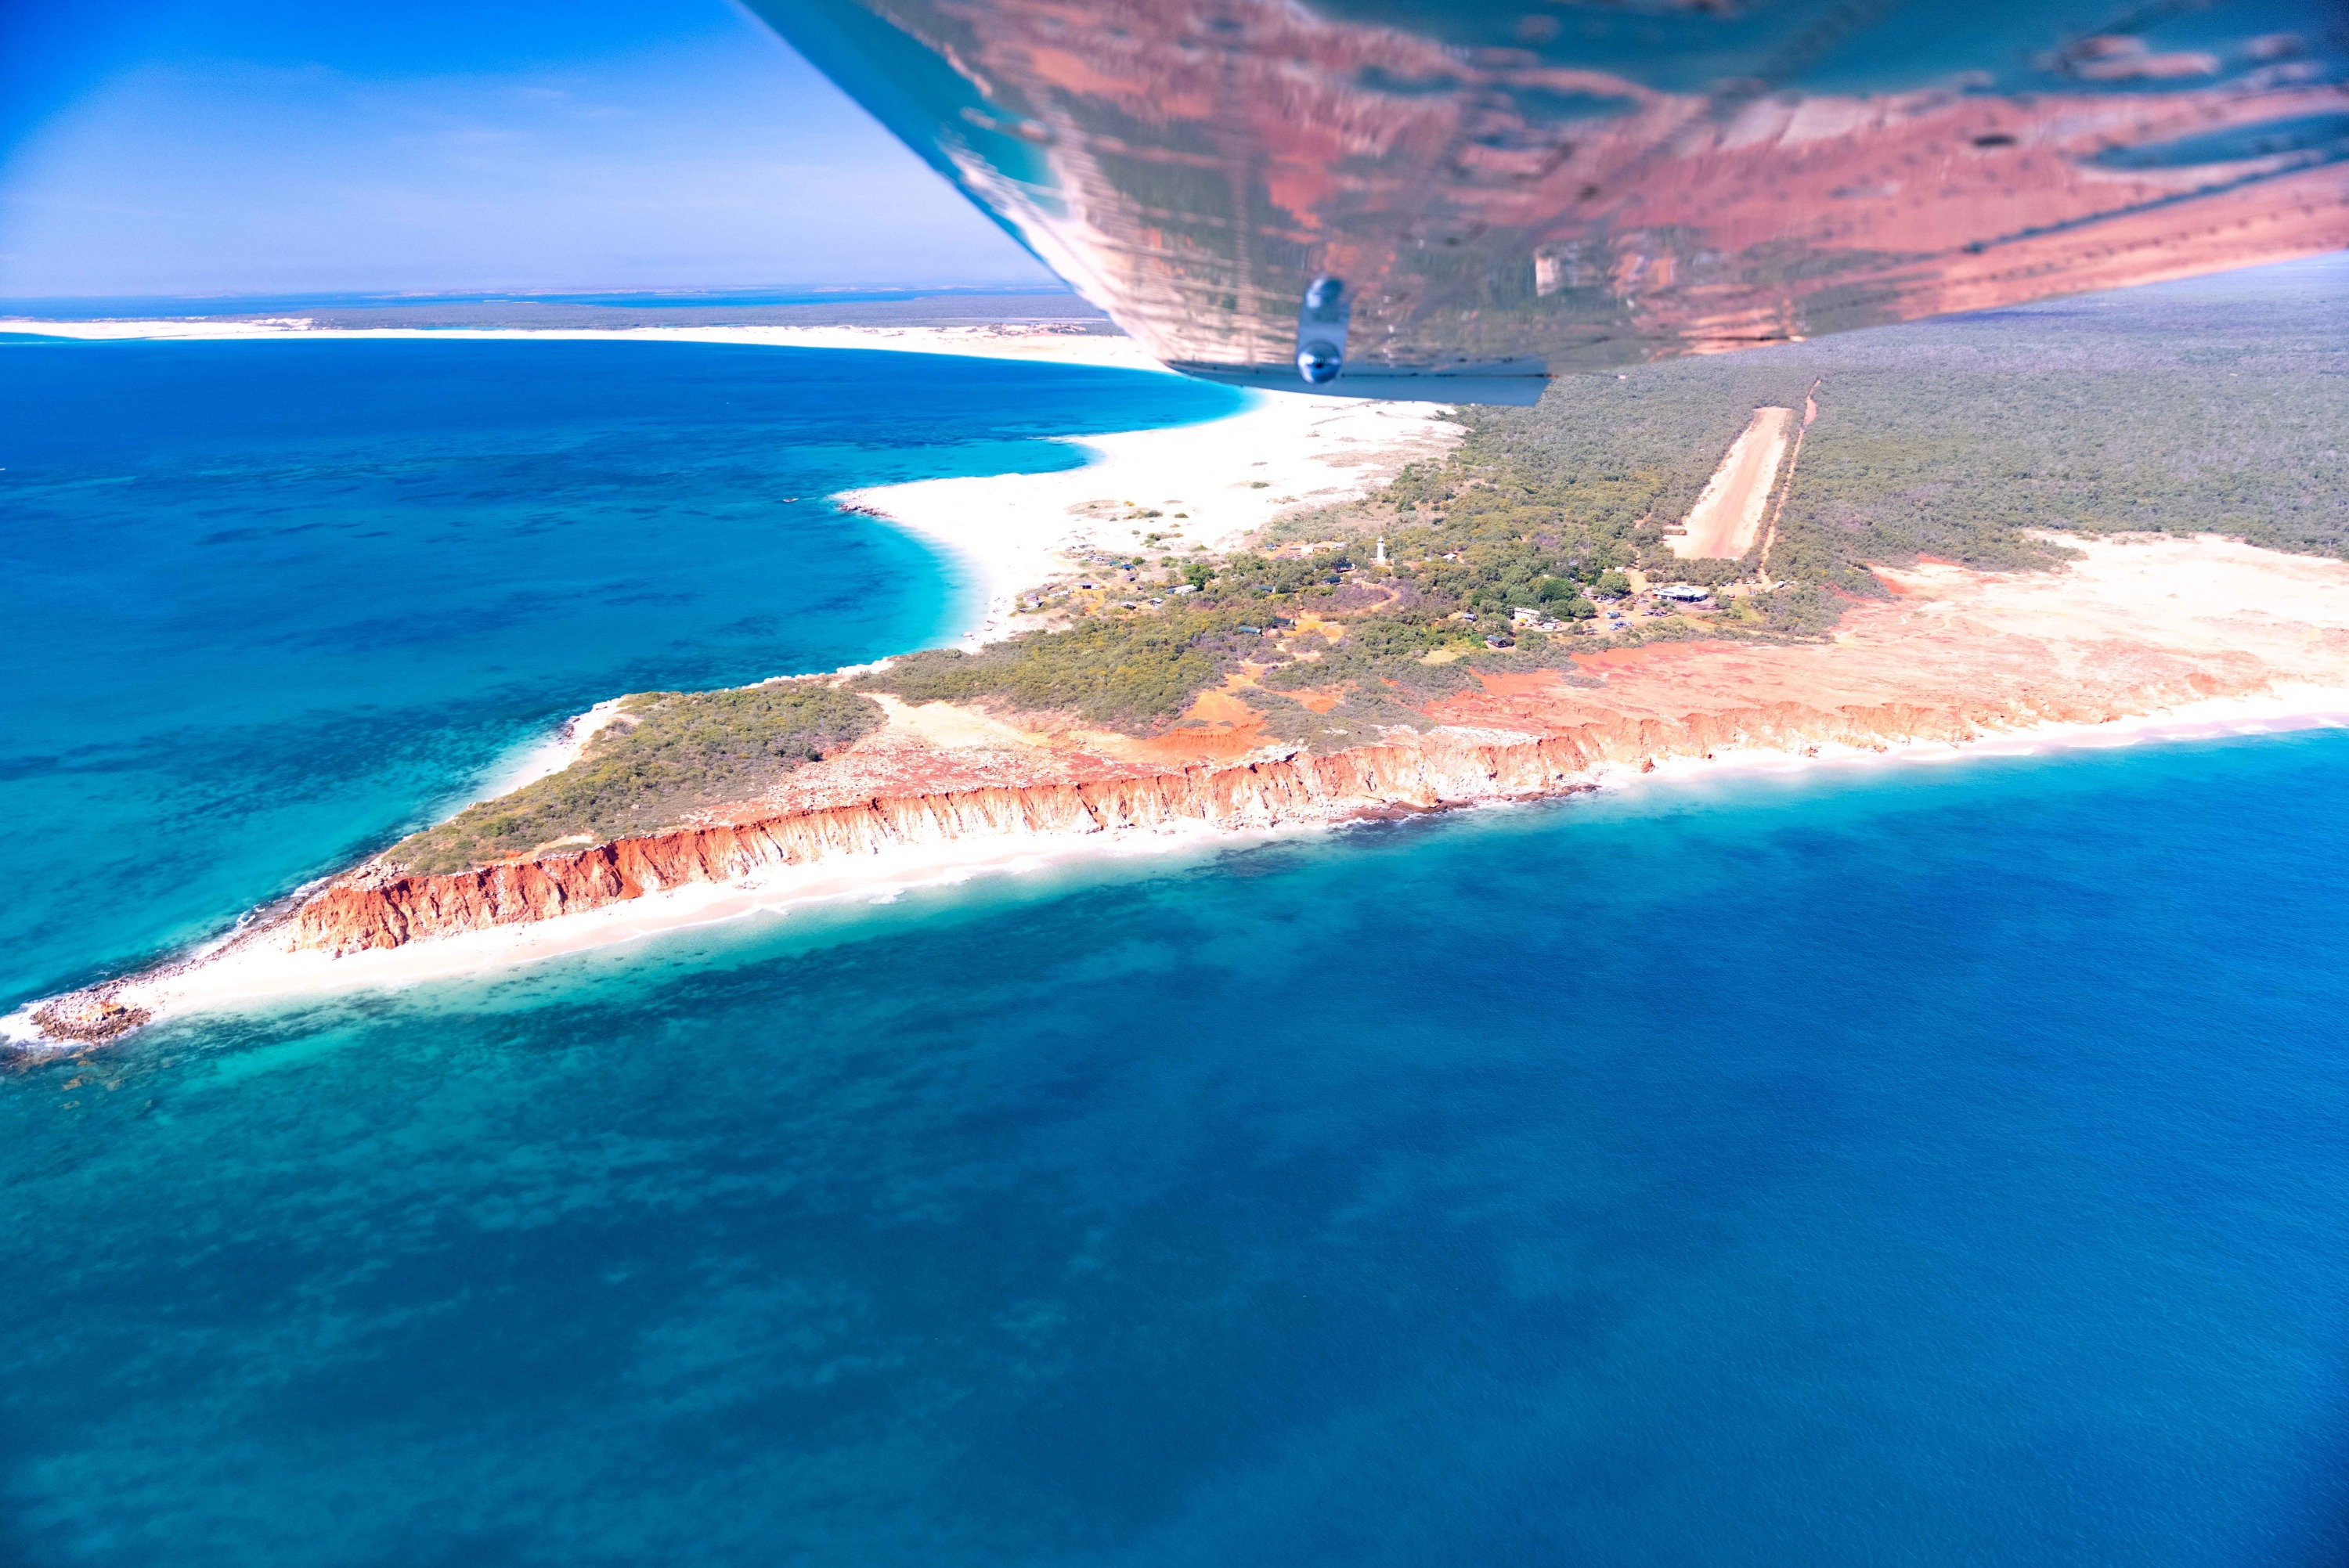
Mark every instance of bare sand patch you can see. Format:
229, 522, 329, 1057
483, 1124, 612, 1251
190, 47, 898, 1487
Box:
865, 694, 1041, 752
1669, 406, 1795, 560
846, 392, 1460, 647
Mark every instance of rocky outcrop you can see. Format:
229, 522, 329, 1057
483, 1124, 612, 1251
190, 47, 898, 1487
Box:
286, 693, 2124, 956
27, 992, 151, 1044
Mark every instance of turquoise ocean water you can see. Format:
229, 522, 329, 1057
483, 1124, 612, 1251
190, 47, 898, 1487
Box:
5, 337, 2349, 1565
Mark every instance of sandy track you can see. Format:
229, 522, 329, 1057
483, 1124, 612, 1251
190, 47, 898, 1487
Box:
1670, 406, 1794, 560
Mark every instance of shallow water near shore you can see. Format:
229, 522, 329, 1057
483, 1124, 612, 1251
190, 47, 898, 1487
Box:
9, 337, 2349, 1565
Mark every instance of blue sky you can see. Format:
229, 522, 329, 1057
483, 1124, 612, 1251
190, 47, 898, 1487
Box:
0, 0, 1054, 298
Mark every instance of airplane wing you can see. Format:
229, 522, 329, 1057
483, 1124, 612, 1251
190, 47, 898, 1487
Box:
747, 0, 2349, 398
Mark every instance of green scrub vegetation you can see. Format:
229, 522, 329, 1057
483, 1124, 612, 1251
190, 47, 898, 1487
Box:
855, 611, 1257, 734
392, 682, 883, 873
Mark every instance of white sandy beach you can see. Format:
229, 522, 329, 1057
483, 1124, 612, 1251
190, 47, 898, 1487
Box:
13, 680, 2349, 1051
0, 815, 1255, 1043
849, 391, 1462, 645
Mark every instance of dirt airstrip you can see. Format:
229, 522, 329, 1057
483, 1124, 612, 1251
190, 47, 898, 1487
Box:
1670, 406, 1795, 560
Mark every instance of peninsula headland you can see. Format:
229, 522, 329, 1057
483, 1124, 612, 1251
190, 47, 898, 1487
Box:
12, 301, 2349, 1047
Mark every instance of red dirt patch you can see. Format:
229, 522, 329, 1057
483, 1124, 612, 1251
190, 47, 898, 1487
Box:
1185, 688, 1259, 723
1113, 687, 1272, 766
1471, 669, 1574, 697
1286, 687, 1344, 713
1571, 640, 1742, 673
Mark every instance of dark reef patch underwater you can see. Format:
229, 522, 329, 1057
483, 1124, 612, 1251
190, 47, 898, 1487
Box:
5, 337, 2349, 1566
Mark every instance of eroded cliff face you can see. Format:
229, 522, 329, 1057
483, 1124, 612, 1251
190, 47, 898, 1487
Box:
286, 689, 2171, 957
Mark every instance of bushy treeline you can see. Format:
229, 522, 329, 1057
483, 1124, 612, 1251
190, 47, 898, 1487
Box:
1763, 301, 2349, 588
393, 681, 882, 872
1348, 273, 2348, 605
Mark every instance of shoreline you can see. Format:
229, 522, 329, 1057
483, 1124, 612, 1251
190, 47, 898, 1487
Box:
1633, 686, 2349, 784
12, 323, 2349, 1051
3, 818, 1261, 1043
12, 682, 2349, 1051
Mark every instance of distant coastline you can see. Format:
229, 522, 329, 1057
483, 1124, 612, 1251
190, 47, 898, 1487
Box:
4, 312, 1137, 361
0, 283, 1115, 332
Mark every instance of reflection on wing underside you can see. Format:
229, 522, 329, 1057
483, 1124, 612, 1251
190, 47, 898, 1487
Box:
748, 0, 2349, 397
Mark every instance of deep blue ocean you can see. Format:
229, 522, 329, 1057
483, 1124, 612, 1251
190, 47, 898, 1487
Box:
5, 337, 2349, 1566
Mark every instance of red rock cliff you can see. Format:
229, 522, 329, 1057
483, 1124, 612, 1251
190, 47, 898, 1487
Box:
287, 691, 2120, 956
